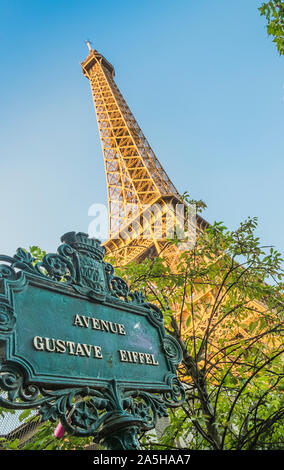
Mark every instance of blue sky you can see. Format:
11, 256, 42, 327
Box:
0, 0, 283, 258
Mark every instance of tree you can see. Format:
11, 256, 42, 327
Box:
114, 215, 284, 450
259, 1, 284, 55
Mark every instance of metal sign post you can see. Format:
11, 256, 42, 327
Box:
0, 231, 185, 450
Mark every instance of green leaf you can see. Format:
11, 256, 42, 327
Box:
19, 409, 33, 422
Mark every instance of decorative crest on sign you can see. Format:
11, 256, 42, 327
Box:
0, 231, 148, 305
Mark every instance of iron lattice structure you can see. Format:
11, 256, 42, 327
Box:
82, 46, 207, 268
81, 45, 267, 337
81, 45, 267, 342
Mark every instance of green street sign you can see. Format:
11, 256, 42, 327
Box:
0, 232, 185, 449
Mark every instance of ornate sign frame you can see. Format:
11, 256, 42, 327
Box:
0, 232, 185, 449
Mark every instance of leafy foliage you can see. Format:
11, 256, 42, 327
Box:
115, 216, 284, 450
0, 408, 94, 450
259, 1, 284, 55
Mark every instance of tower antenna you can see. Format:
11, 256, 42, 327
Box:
86, 40, 93, 52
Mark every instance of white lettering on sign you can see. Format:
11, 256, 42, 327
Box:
119, 349, 159, 366
73, 314, 126, 335
31, 317, 158, 367
32, 336, 103, 359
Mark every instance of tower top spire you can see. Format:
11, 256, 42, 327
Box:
86, 40, 93, 52
82, 44, 115, 78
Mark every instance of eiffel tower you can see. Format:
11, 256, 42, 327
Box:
81, 44, 208, 268
81, 44, 268, 344
81, 44, 269, 344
